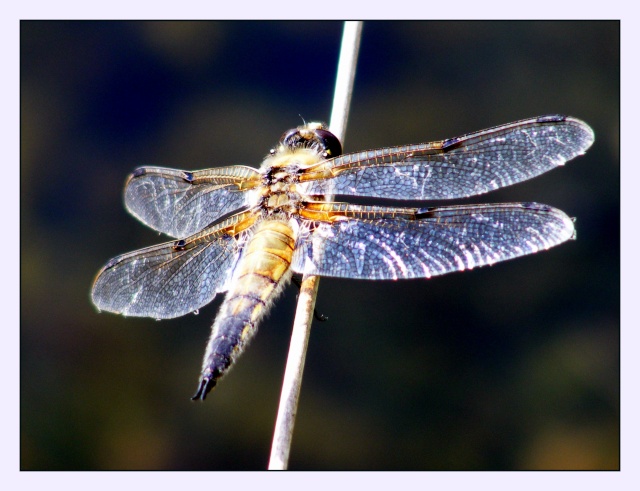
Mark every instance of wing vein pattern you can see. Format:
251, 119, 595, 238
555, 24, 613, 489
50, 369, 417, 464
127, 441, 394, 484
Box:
292, 202, 575, 280
301, 116, 594, 200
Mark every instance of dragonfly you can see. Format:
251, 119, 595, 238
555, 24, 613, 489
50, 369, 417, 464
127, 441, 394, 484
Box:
91, 114, 594, 400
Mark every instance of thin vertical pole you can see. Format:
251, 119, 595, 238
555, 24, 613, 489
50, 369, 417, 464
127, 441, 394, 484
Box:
267, 21, 362, 470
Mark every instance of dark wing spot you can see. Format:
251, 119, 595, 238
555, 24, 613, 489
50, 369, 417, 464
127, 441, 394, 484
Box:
415, 207, 439, 218
441, 137, 462, 150
536, 114, 566, 123
131, 167, 148, 178
521, 202, 553, 212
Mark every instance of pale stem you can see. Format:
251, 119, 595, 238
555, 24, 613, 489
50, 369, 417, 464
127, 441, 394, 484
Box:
267, 21, 363, 470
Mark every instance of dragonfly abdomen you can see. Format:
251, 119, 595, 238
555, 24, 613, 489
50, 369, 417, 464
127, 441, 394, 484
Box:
192, 220, 296, 400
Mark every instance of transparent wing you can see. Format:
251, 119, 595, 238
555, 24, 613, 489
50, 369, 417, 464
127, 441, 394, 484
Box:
124, 165, 261, 238
300, 115, 594, 200
91, 211, 257, 319
291, 202, 575, 280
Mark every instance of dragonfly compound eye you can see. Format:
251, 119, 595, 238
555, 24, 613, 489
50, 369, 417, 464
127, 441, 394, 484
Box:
279, 126, 343, 157
279, 129, 303, 149
313, 128, 342, 157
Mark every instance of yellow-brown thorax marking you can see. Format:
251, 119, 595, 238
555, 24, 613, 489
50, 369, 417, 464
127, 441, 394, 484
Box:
257, 148, 325, 213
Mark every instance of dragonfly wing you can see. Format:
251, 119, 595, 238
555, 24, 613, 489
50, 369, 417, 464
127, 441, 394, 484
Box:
91, 212, 257, 319
125, 166, 260, 238
291, 202, 575, 280
301, 115, 594, 200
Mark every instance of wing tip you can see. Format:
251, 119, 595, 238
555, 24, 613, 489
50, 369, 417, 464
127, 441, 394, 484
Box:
539, 114, 595, 153
521, 201, 576, 245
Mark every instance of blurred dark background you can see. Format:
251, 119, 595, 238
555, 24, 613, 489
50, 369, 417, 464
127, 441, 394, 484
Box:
20, 21, 619, 470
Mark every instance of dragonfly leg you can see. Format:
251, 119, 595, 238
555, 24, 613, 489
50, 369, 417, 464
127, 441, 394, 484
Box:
291, 274, 328, 322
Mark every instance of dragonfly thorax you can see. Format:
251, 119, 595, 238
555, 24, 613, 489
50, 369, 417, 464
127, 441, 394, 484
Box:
257, 146, 327, 216
257, 166, 305, 217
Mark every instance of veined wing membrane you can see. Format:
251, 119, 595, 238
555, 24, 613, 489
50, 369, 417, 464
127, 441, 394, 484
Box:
300, 115, 594, 200
291, 202, 575, 280
125, 166, 261, 238
91, 211, 257, 319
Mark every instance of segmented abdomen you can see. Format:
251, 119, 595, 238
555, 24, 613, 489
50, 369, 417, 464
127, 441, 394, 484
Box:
192, 219, 295, 400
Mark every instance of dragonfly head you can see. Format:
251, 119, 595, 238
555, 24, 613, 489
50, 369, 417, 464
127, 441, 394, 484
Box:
273, 122, 343, 159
